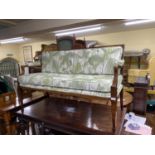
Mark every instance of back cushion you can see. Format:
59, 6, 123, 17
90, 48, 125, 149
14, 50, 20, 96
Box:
42, 46, 123, 74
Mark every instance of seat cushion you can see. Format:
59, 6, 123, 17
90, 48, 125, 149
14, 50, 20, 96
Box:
18, 73, 123, 93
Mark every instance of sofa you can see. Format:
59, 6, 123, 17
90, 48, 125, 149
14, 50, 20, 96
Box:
18, 45, 124, 132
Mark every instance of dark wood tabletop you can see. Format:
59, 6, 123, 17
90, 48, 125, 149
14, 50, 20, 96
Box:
16, 97, 126, 135
0, 95, 45, 113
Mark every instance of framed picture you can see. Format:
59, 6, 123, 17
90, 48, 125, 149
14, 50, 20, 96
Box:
23, 46, 33, 62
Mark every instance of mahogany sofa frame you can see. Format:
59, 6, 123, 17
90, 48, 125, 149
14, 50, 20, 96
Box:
18, 44, 124, 132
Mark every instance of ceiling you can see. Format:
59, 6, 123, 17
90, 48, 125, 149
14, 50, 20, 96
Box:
0, 19, 31, 30
1, 19, 155, 44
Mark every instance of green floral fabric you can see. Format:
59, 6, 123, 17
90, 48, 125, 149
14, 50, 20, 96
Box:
42, 46, 123, 74
19, 83, 123, 98
19, 73, 123, 93
19, 46, 124, 98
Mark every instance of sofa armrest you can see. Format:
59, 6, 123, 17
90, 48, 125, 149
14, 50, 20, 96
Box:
112, 65, 118, 88
117, 59, 124, 67
114, 59, 124, 75
111, 65, 119, 102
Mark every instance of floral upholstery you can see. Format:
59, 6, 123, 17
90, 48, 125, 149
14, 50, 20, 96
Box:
42, 47, 123, 75
19, 46, 124, 98
19, 83, 123, 98
19, 73, 123, 93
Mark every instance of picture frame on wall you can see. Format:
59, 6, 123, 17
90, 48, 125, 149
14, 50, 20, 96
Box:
23, 46, 33, 63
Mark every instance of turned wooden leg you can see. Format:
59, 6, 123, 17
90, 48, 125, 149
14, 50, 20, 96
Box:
111, 82, 118, 133
3, 112, 11, 135
111, 99, 117, 132
18, 86, 24, 113
38, 122, 45, 135
44, 91, 49, 98
31, 122, 36, 135
120, 89, 123, 111
17, 116, 29, 135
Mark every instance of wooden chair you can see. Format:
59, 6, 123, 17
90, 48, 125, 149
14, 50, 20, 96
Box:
74, 39, 86, 49
41, 43, 58, 51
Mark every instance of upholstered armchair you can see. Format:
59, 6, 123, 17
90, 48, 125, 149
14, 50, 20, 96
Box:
128, 57, 155, 86
0, 57, 19, 77
56, 36, 76, 50
0, 57, 19, 97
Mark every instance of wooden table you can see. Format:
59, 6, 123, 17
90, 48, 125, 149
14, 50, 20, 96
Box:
0, 93, 45, 134
15, 97, 126, 135
105, 91, 132, 110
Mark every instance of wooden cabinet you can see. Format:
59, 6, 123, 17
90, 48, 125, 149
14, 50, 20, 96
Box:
124, 49, 150, 86
133, 77, 149, 115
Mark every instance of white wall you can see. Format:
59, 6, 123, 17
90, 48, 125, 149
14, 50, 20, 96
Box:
0, 44, 20, 62
18, 40, 56, 65
81, 27, 155, 57
2, 27, 155, 64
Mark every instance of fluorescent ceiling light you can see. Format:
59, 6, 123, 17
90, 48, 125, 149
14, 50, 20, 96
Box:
0, 37, 27, 44
125, 19, 155, 26
53, 25, 102, 36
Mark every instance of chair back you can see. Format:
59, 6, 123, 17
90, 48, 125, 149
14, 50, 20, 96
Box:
57, 36, 76, 50
0, 57, 19, 77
